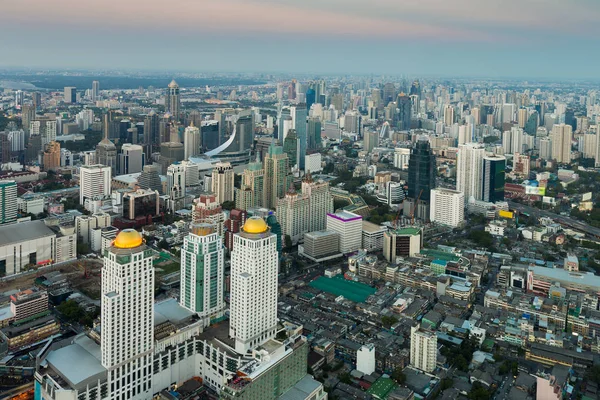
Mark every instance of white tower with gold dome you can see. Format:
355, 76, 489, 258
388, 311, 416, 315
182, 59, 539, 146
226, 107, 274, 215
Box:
101, 229, 154, 400
229, 217, 278, 354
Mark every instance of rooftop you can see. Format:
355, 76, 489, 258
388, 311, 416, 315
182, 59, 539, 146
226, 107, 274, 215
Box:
154, 298, 196, 326
0, 220, 56, 247
309, 276, 376, 303
44, 335, 105, 387
362, 221, 387, 233
327, 211, 362, 222
530, 265, 600, 290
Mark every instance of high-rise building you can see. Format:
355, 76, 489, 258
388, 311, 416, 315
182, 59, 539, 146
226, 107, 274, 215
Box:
551, 123, 573, 164
456, 143, 485, 201
293, 105, 308, 169
363, 130, 379, 153
397, 94, 412, 131
102, 229, 154, 399
518, 107, 528, 128
211, 162, 234, 203
430, 188, 464, 228
224, 209, 247, 251
410, 324, 437, 373
42, 141, 61, 171
471, 107, 481, 125
97, 113, 118, 175
21, 104, 35, 133
264, 143, 291, 209
166, 80, 180, 121
383, 227, 422, 262
356, 344, 376, 376
63, 87, 76, 103
443, 104, 454, 126
192, 194, 225, 237
180, 222, 225, 327
137, 164, 163, 194
539, 138, 552, 160
405, 136, 435, 220
307, 116, 322, 151
482, 155, 506, 203
79, 164, 111, 205
326, 211, 363, 254
91, 80, 100, 101
184, 122, 201, 159
0, 181, 17, 225
118, 143, 144, 174
144, 111, 160, 153
235, 160, 264, 211
229, 217, 278, 353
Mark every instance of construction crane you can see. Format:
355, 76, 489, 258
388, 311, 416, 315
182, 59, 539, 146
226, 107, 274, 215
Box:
409, 189, 423, 225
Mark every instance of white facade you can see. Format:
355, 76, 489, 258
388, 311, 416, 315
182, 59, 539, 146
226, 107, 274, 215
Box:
79, 164, 112, 206
17, 197, 45, 216
304, 153, 322, 174
552, 123, 572, 164
393, 147, 411, 170
184, 123, 201, 160
362, 221, 386, 252
430, 188, 465, 228
212, 162, 235, 203
75, 213, 111, 244
119, 144, 144, 174
101, 230, 154, 400
229, 217, 278, 354
356, 344, 376, 376
0, 180, 17, 225
180, 223, 225, 326
456, 143, 484, 201
410, 324, 437, 373
326, 211, 363, 254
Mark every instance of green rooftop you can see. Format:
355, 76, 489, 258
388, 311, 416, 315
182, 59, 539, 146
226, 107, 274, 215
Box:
367, 377, 397, 399
309, 276, 376, 303
421, 248, 460, 262
394, 227, 422, 236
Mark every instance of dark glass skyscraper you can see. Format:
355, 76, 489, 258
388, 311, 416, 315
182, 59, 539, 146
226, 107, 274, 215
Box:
482, 155, 506, 203
397, 95, 412, 131
307, 117, 322, 150
294, 105, 307, 169
407, 137, 435, 202
305, 88, 316, 111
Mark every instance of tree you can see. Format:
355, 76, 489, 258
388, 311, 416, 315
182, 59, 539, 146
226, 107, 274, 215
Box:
441, 378, 454, 391
381, 315, 398, 328
222, 200, 236, 211
284, 234, 292, 250
77, 242, 91, 255
587, 365, 600, 385
338, 372, 352, 384
391, 368, 406, 384
468, 382, 491, 400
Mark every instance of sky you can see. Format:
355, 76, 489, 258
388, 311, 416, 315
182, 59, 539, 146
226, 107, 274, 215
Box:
1, 0, 599, 79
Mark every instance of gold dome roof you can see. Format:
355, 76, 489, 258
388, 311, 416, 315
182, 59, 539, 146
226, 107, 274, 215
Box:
242, 217, 268, 234
113, 229, 143, 249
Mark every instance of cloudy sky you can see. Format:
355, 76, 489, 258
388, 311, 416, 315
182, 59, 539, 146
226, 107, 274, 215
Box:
1, 0, 599, 78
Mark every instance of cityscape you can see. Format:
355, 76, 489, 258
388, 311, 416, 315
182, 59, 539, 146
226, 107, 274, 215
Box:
0, 2, 600, 400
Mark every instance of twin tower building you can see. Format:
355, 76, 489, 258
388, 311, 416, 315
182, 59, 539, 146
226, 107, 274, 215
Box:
35, 217, 324, 400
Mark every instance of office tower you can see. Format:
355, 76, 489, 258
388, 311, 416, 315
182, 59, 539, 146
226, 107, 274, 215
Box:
364, 130, 379, 153
215, 109, 254, 164
79, 164, 111, 205
383, 83, 396, 106
211, 162, 234, 203
25, 132, 42, 163
263, 143, 291, 209
235, 160, 264, 210
293, 105, 308, 169
456, 143, 485, 201
122, 189, 160, 220
102, 229, 154, 399
326, 211, 363, 254
344, 110, 361, 134
184, 121, 201, 159
166, 79, 180, 121
397, 94, 412, 131
410, 324, 437, 373
443, 105, 454, 126
21, 104, 35, 133
307, 117, 322, 150
306, 87, 316, 110
0, 132, 10, 163
551, 123, 573, 164
32, 92, 41, 110
518, 107, 528, 128
482, 155, 506, 203
76, 109, 94, 131
96, 113, 117, 175
144, 111, 160, 152
159, 125, 185, 173
192, 194, 225, 237
200, 119, 219, 152
167, 162, 186, 210
430, 188, 464, 228
91, 80, 100, 101
393, 147, 411, 170
0, 181, 17, 225
180, 222, 225, 326
63, 87, 76, 103
7, 129, 24, 153
42, 141, 61, 171
181, 159, 200, 187
137, 164, 163, 194
283, 129, 298, 167
229, 217, 278, 353
524, 112, 538, 135
539, 138, 552, 160
471, 107, 481, 125
383, 227, 422, 262
118, 143, 144, 174
331, 93, 344, 112
406, 137, 435, 220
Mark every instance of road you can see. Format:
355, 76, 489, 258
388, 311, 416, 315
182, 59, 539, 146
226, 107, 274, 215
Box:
509, 201, 600, 238
1, 382, 34, 399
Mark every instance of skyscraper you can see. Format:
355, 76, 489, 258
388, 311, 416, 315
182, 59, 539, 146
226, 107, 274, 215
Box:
229, 217, 278, 353
397, 94, 412, 131
102, 229, 154, 399
235, 160, 264, 210
293, 105, 308, 169
211, 162, 234, 203
91, 80, 100, 101
305, 87, 316, 111
79, 164, 111, 205
0, 181, 17, 225
264, 143, 291, 209
63, 87, 76, 103
180, 222, 225, 327
364, 130, 379, 153
410, 324, 437, 373
482, 155, 506, 203
192, 194, 225, 237
383, 83, 396, 106
405, 137, 436, 221
552, 123, 573, 164
118, 143, 144, 174
144, 111, 160, 153
307, 117, 322, 150
42, 141, 61, 171
283, 129, 298, 167
443, 104, 454, 126
96, 113, 117, 175
183, 121, 201, 159
456, 143, 485, 201
166, 79, 180, 121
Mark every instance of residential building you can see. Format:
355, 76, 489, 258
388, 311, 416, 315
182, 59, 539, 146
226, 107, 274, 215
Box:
184, 122, 201, 160
410, 324, 437, 373
212, 162, 234, 203
456, 143, 485, 201
357, 344, 376, 376
235, 160, 264, 211
75, 213, 111, 244
552, 123, 572, 164
192, 194, 225, 237
0, 180, 17, 225
326, 211, 363, 254
263, 143, 291, 209
430, 188, 465, 228
79, 164, 112, 206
